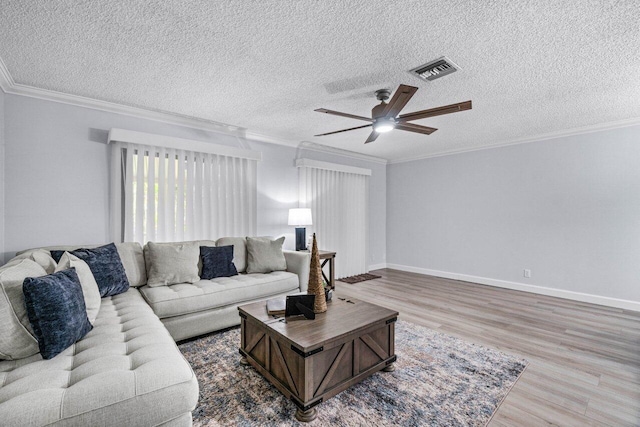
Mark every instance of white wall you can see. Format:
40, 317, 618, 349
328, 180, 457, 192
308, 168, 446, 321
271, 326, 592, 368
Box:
387, 125, 640, 305
1, 94, 386, 268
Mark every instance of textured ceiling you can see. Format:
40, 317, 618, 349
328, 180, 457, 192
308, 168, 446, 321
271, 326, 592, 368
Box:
1, 1, 639, 161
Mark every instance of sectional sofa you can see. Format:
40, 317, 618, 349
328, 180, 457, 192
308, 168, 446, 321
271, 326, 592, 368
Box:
0, 238, 311, 426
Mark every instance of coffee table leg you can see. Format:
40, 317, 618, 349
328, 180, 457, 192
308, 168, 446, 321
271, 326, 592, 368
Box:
382, 363, 396, 372
295, 407, 317, 422
240, 356, 249, 366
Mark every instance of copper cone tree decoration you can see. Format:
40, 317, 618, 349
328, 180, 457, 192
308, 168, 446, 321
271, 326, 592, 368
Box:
307, 233, 327, 313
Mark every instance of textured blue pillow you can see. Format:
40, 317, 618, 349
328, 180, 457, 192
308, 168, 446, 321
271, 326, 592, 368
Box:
70, 243, 130, 297
200, 245, 238, 279
23, 268, 93, 360
50, 250, 65, 263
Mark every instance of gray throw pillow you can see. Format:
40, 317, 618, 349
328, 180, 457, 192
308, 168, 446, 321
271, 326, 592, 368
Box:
245, 237, 287, 274
146, 242, 200, 287
0, 259, 47, 360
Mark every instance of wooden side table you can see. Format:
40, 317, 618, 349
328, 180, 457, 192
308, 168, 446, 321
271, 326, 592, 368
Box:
303, 250, 336, 290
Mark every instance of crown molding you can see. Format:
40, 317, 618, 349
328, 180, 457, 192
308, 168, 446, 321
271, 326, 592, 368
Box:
4, 57, 638, 165
0, 58, 302, 148
0, 57, 14, 92
244, 131, 300, 148
389, 116, 640, 164
298, 141, 388, 164
7, 81, 280, 141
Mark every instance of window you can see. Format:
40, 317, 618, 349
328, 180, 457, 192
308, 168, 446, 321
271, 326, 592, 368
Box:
109, 130, 258, 244
297, 159, 370, 278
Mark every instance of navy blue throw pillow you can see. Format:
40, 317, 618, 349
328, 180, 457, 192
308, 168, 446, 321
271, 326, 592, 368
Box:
23, 268, 93, 360
200, 245, 238, 279
50, 250, 66, 263
70, 243, 130, 297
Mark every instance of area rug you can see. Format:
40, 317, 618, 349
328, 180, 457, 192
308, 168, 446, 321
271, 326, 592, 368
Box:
179, 320, 527, 426
337, 273, 382, 284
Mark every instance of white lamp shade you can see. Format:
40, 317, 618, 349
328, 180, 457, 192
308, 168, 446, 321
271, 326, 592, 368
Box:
288, 208, 312, 226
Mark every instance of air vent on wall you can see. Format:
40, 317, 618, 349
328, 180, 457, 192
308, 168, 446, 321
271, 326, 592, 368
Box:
409, 56, 460, 82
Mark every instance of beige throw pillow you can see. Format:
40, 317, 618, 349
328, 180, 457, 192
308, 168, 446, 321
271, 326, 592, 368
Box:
216, 237, 247, 272
7, 249, 57, 274
55, 252, 102, 323
146, 242, 200, 287
0, 259, 47, 360
245, 236, 287, 274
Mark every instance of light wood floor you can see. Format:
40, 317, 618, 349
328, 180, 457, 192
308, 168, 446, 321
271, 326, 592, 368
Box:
335, 269, 640, 426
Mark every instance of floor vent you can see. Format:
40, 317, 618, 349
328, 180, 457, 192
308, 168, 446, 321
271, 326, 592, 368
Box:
409, 57, 460, 82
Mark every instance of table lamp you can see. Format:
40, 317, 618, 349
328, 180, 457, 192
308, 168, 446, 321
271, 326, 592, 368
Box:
288, 208, 312, 251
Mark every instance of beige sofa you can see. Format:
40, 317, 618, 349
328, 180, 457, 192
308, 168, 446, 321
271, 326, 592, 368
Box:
138, 237, 311, 341
0, 238, 310, 426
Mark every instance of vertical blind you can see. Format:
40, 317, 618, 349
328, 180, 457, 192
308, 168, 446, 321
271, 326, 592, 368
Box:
298, 160, 370, 278
110, 141, 257, 244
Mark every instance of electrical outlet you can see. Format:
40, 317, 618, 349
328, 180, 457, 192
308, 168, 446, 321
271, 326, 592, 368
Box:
523, 269, 532, 278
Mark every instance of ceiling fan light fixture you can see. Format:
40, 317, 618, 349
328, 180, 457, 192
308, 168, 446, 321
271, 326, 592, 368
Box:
373, 117, 396, 133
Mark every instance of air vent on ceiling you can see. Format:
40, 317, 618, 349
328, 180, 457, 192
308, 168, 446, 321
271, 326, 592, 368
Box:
409, 56, 460, 82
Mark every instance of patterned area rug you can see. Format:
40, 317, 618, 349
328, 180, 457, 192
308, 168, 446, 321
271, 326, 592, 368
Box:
179, 320, 527, 426
337, 273, 382, 284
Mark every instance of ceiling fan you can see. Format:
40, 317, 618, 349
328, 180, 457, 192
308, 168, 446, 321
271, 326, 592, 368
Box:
314, 84, 472, 144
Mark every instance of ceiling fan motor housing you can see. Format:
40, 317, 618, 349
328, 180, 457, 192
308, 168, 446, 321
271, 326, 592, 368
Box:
375, 89, 391, 102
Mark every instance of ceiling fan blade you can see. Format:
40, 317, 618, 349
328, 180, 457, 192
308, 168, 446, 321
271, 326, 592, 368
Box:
364, 131, 380, 144
314, 124, 373, 137
398, 100, 472, 122
315, 108, 373, 122
381, 84, 418, 118
395, 123, 438, 135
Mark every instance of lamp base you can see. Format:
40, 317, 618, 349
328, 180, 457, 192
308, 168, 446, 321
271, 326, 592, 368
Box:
295, 227, 306, 251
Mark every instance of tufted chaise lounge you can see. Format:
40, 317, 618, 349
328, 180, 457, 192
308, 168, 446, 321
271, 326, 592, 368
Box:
0, 289, 198, 426
0, 238, 310, 426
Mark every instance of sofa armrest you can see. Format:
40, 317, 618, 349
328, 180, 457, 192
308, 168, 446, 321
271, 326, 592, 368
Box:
283, 250, 311, 292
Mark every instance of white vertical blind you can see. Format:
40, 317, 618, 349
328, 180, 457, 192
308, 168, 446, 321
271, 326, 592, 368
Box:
298, 160, 370, 278
110, 141, 257, 244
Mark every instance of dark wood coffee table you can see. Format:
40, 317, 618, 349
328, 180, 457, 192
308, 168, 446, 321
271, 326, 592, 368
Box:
238, 298, 398, 422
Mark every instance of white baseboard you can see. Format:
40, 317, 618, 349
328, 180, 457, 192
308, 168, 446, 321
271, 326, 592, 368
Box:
368, 263, 387, 271
384, 263, 640, 312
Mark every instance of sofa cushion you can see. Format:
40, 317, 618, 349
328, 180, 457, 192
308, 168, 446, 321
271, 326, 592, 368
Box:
114, 242, 148, 287
144, 240, 217, 278
23, 268, 93, 360
55, 252, 102, 323
10, 249, 57, 274
0, 259, 47, 360
246, 236, 287, 274
16, 242, 148, 287
140, 271, 299, 318
216, 237, 247, 273
0, 288, 199, 426
69, 243, 130, 297
146, 242, 200, 287
200, 245, 238, 279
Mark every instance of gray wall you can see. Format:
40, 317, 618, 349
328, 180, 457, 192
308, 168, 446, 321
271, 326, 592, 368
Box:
387, 125, 640, 302
1, 94, 386, 267
0, 89, 5, 260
